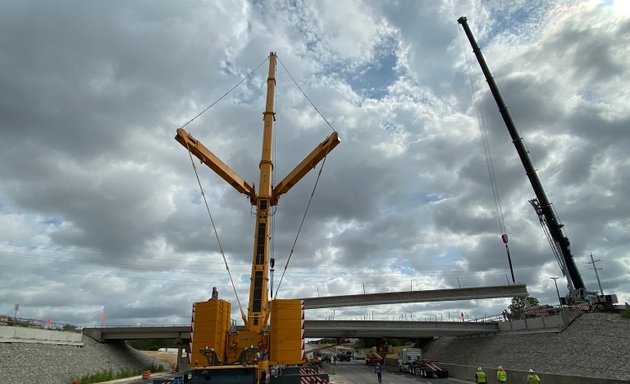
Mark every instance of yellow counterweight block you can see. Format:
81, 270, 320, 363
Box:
190, 299, 231, 367
270, 299, 304, 365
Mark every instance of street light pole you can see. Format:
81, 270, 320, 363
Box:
550, 277, 562, 306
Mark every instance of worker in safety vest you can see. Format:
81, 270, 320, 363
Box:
527, 368, 541, 384
474, 367, 487, 383
497, 366, 507, 383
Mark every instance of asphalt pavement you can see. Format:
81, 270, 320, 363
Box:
330, 360, 471, 384
100, 361, 473, 384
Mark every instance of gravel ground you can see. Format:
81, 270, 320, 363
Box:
0, 334, 169, 384
423, 312, 630, 381
1, 312, 628, 383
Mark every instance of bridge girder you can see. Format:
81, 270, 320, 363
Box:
301, 284, 528, 309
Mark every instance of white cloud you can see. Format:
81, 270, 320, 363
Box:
0, 0, 628, 328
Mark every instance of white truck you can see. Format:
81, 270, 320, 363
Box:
397, 348, 422, 373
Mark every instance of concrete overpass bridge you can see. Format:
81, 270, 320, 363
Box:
83, 319, 500, 342
83, 284, 526, 342
305, 319, 500, 338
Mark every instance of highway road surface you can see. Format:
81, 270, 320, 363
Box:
329, 360, 470, 384
103, 360, 471, 384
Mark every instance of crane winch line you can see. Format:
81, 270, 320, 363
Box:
458, 25, 515, 284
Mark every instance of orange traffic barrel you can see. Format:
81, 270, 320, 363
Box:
141, 370, 151, 379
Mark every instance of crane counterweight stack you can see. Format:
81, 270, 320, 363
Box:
176, 52, 339, 383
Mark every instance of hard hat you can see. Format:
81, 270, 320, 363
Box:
497, 366, 503, 370
477, 367, 483, 371
529, 369, 534, 373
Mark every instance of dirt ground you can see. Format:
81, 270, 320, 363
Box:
140, 351, 178, 366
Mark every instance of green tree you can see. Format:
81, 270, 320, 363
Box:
507, 295, 539, 320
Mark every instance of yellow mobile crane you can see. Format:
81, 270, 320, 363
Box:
175, 52, 339, 383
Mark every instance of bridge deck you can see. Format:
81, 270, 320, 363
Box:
83, 319, 498, 342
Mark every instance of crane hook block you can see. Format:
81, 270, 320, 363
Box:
501, 234, 509, 244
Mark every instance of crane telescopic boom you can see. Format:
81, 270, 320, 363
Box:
457, 16, 587, 295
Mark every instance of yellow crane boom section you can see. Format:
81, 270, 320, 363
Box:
176, 52, 339, 375
175, 128, 256, 204
272, 131, 340, 204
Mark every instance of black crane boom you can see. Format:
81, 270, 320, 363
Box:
457, 16, 586, 293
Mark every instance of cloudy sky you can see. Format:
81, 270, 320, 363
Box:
1, 0, 629, 327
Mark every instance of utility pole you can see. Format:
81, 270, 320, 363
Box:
550, 277, 562, 306
586, 253, 604, 295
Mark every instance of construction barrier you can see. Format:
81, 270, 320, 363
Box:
141, 370, 151, 379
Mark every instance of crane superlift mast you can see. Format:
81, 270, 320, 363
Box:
175, 52, 339, 383
457, 17, 616, 307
